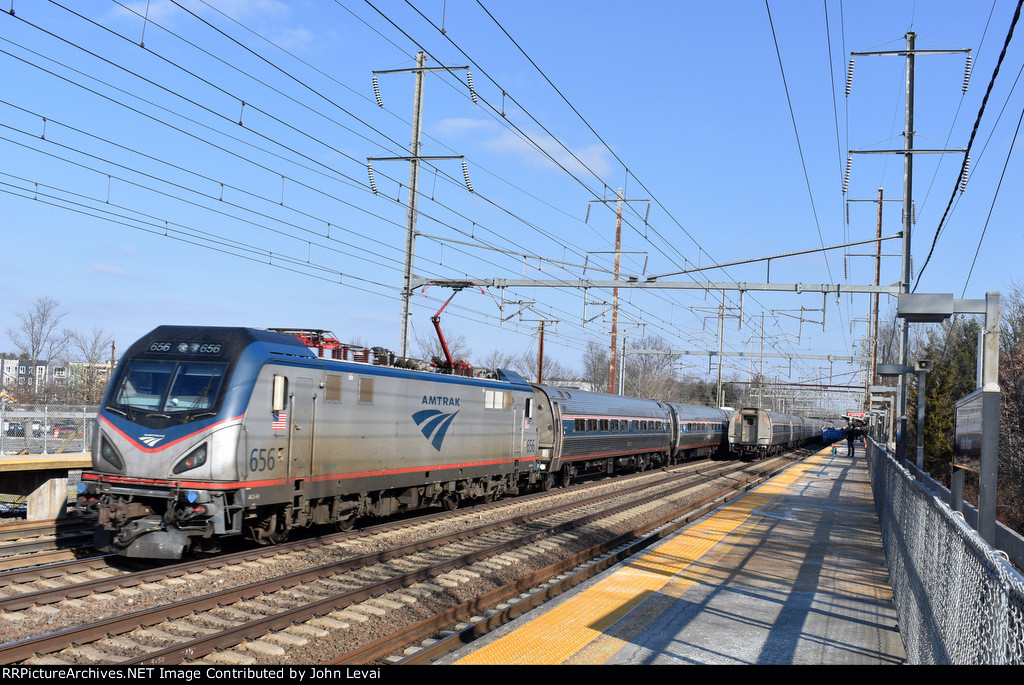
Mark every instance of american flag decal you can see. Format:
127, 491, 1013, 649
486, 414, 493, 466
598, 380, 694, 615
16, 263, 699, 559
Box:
272, 411, 287, 430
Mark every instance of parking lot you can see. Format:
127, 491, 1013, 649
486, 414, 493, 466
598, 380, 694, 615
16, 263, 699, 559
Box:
1, 407, 95, 455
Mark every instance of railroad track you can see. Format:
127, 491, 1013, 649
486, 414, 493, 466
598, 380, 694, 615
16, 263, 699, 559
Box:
0, 453, 806, 665
0, 518, 94, 571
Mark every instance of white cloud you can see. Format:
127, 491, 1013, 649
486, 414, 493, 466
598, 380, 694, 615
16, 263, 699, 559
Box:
270, 26, 314, 52
435, 118, 612, 177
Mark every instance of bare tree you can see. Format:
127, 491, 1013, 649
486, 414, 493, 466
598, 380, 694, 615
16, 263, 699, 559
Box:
72, 326, 115, 404
479, 348, 519, 372
6, 296, 72, 396
513, 349, 574, 384
581, 340, 610, 393
622, 334, 678, 400
412, 325, 472, 367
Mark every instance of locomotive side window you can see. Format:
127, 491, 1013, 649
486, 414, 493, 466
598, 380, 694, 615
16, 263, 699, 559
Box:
485, 389, 512, 410
272, 375, 288, 412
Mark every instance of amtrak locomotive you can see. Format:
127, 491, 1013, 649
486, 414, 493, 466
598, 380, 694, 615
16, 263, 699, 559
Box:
75, 326, 821, 559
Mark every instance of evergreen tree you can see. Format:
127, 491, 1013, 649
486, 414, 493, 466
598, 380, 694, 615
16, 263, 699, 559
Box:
908, 318, 980, 482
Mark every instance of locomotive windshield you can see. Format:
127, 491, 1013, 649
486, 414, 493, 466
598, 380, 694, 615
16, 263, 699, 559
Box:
110, 361, 227, 417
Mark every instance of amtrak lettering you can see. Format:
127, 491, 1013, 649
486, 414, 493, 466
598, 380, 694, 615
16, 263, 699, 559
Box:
421, 395, 460, 407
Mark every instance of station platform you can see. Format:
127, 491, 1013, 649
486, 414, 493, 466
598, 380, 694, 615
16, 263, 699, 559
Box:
0, 452, 90, 520
0, 452, 91, 472
444, 445, 906, 665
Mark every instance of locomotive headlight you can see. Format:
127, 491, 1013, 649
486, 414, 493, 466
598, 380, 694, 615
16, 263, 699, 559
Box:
173, 443, 208, 475
100, 437, 124, 470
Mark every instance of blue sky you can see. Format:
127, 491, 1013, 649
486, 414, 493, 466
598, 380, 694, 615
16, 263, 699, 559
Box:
1, 0, 1020, 399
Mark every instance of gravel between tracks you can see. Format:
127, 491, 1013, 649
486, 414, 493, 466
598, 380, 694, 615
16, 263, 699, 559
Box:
0, 461, 774, 664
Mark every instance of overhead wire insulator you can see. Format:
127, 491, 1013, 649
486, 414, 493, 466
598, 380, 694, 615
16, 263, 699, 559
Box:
644, 202, 650, 224
585, 203, 591, 224
367, 162, 378, 195
466, 70, 478, 104
845, 58, 855, 96
461, 159, 474, 193
963, 54, 973, 94
372, 75, 384, 108
912, 201, 916, 224
842, 155, 852, 194
959, 155, 971, 193
844, 255, 848, 279
845, 201, 850, 225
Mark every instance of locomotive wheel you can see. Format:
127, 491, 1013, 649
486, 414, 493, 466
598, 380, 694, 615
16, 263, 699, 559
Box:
540, 473, 555, 492
336, 514, 355, 532
442, 493, 461, 511
250, 511, 288, 546
560, 467, 573, 487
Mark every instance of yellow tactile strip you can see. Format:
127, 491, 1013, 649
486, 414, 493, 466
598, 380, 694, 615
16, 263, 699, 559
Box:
454, 452, 826, 665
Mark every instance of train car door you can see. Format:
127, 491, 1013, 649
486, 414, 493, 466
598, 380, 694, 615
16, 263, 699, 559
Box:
289, 377, 314, 478
512, 396, 522, 459
741, 412, 757, 443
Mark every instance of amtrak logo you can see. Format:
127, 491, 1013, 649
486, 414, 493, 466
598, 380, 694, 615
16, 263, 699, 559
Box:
412, 409, 459, 451
139, 434, 165, 448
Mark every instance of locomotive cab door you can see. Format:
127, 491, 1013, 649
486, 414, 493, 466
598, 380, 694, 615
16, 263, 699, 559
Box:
288, 377, 314, 478
512, 396, 522, 459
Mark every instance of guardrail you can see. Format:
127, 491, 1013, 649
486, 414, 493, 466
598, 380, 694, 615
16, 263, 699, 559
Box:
866, 438, 1024, 664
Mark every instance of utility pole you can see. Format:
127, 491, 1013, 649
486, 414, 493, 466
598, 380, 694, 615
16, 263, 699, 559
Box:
611, 189, 623, 394
368, 52, 476, 358
898, 31, 916, 463
400, 51, 426, 361
848, 31, 970, 459
873, 187, 883, 388
717, 291, 725, 407
847, 188, 901, 400
587, 190, 648, 394
537, 321, 546, 384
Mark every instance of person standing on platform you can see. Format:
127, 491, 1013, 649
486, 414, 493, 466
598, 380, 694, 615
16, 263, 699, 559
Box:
847, 425, 859, 457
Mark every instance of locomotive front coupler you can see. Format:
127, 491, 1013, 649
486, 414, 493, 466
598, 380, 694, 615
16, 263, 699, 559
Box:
166, 485, 213, 524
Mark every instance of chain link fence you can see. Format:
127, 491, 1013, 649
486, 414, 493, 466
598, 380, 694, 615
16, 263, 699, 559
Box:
866, 437, 1024, 663
0, 403, 97, 456
0, 404, 95, 518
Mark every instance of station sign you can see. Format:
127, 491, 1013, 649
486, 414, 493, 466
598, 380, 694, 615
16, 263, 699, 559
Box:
954, 389, 998, 473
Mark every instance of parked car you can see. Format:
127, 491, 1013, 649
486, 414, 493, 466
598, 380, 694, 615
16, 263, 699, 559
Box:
4, 422, 25, 437
51, 419, 80, 437
31, 420, 43, 437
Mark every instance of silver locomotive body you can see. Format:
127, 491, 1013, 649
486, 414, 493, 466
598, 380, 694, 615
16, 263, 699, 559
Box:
77, 326, 539, 558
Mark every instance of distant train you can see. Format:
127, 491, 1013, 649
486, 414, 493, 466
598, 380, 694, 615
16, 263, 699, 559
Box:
75, 326, 826, 559
728, 407, 830, 459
